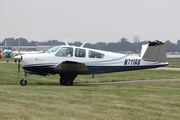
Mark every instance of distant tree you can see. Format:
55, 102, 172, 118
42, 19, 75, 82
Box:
2, 37, 15, 46
119, 38, 131, 51
1, 37, 180, 52
17, 38, 29, 46
107, 42, 116, 51
73, 41, 82, 47
29, 41, 37, 46
2, 37, 29, 46
177, 40, 180, 52
94, 42, 108, 51
165, 40, 177, 52
84, 43, 93, 48
46, 40, 59, 45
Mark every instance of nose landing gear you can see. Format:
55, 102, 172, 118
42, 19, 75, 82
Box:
20, 79, 27, 86
20, 73, 27, 86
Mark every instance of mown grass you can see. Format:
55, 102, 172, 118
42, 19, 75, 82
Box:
0, 56, 14, 61
166, 58, 180, 65
164, 58, 180, 68
0, 62, 180, 119
0, 82, 180, 120
0, 62, 180, 85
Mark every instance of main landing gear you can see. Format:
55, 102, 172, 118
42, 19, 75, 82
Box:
59, 72, 77, 86
20, 73, 27, 86
19, 72, 77, 86
60, 78, 73, 85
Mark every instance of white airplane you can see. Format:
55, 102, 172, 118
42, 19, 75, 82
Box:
14, 40, 169, 86
1, 41, 13, 62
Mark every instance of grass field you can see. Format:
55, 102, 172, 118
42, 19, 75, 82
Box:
0, 59, 180, 119
1, 62, 180, 85
0, 82, 180, 120
166, 58, 180, 65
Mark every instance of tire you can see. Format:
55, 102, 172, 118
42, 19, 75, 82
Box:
20, 79, 27, 86
66, 81, 73, 86
60, 78, 66, 85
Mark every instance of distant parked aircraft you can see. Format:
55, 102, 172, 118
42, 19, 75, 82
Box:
2, 40, 12, 62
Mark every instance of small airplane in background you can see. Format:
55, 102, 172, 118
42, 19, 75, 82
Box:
14, 40, 169, 86
0, 40, 47, 62
3, 41, 12, 62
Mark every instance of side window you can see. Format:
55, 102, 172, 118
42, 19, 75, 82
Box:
55, 47, 73, 57
75, 48, 86, 57
89, 50, 105, 58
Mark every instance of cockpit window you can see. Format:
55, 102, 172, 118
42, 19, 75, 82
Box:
89, 50, 105, 58
46, 46, 61, 54
55, 47, 73, 57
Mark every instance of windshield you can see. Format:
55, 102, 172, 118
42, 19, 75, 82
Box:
46, 46, 61, 54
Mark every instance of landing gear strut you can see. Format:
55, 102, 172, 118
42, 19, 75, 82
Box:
20, 73, 27, 86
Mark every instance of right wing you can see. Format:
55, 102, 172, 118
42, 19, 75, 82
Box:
54, 61, 90, 74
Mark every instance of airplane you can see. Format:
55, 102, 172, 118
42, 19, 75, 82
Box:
12, 50, 44, 55
13, 40, 169, 86
3, 41, 12, 62
0, 40, 47, 62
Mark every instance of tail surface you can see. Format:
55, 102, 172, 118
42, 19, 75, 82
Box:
141, 40, 167, 62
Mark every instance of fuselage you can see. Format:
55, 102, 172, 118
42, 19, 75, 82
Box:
3, 49, 12, 58
16, 45, 168, 75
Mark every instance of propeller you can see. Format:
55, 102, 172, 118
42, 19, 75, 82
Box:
18, 60, 21, 76
13, 55, 22, 76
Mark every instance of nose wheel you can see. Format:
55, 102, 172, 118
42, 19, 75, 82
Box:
20, 73, 27, 86
20, 79, 27, 86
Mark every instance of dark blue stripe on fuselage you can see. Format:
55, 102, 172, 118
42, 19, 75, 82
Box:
87, 64, 167, 74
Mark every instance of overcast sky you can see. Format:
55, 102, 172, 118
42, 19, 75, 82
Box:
1, 0, 180, 43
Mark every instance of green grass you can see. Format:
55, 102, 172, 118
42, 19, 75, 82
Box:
166, 58, 180, 65
165, 65, 180, 68
0, 63, 180, 119
1, 62, 180, 85
0, 82, 180, 120
163, 58, 180, 68
0, 57, 13, 61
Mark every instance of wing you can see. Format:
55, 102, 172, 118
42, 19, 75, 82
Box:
54, 61, 90, 74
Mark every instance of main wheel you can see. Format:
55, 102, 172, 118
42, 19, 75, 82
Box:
60, 78, 66, 85
20, 79, 27, 86
66, 81, 73, 86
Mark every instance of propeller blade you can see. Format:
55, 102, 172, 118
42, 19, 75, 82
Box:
13, 55, 22, 76
18, 60, 20, 76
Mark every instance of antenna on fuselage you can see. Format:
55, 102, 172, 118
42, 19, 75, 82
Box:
62, 39, 69, 46
80, 42, 87, 47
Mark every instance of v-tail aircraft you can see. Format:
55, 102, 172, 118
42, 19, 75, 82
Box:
14, 40, 169, 86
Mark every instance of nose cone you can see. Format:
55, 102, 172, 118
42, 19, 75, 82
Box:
13, 55, 22, 61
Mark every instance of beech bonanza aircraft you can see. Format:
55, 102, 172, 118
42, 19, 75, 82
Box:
14, 40, 169, 86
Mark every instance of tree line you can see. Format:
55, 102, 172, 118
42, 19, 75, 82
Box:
1, 37, 180, 53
